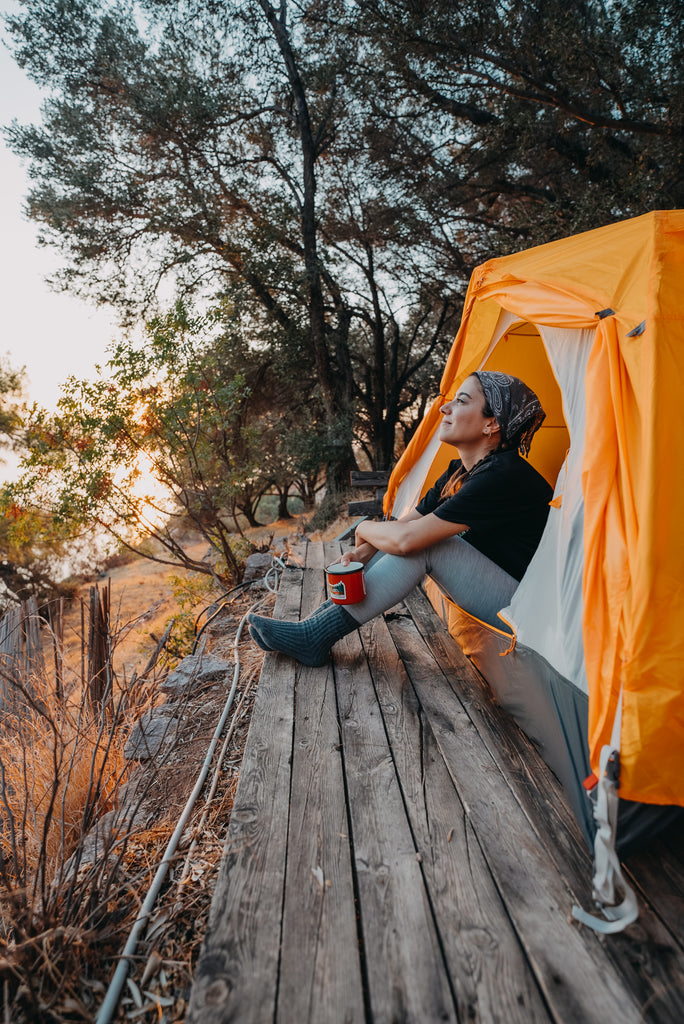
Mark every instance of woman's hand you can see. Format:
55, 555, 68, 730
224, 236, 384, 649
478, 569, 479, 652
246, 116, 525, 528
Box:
339, 541, 377, 566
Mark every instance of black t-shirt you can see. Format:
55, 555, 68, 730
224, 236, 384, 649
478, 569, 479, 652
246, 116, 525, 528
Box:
415, 450, 553, 580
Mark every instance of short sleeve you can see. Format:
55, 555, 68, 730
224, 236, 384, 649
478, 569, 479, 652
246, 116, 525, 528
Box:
415, 461, 461, 516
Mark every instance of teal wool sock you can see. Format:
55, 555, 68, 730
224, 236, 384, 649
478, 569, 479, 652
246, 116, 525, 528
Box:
249, 599, 334, 651
248, 603, 357, 666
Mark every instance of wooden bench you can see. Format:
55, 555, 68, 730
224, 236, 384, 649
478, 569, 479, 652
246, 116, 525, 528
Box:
187, 540, 684, 1024
347, 470, 390, 519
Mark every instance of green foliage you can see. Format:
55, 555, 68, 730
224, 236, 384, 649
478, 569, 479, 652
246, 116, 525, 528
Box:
0, 356, 73, 606
0, 497, 74, 605
5, 300, 336, 586
7, 302, 258, 583
304, 489, 347, 534
0, 353, 25, 441
352, 0, 684, 248
4, 0, 461, 476
257, 493, 304, 521
160, 571, 217, 661
6, 0, 681, 486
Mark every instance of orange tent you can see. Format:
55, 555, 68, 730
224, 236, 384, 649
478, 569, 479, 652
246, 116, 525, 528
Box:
386, 210, 684, 809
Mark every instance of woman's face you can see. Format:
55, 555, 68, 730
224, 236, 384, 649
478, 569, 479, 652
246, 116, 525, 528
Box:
438, 376, 496, 448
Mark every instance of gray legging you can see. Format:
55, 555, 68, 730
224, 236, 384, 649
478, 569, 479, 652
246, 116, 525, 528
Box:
344, 535, 518, 632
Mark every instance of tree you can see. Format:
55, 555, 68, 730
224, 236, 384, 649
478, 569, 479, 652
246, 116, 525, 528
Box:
13, 2, 676, 485
5, 0, 464, 477
6, 305, 257, 584
4, 302, 337, 585
0, 357, 74, 607
202, 298, 339, 526
0, 355, 24, 442
351, 0, 684, 249
0, 504, 82, 606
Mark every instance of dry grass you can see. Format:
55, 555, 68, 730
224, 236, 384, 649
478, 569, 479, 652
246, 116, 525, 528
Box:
0, 673, 129, 890
0, 622, 166, 1021
0, 529, 273, 1021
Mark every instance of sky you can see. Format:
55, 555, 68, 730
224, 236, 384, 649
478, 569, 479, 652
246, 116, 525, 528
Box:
0, 2, 119, 436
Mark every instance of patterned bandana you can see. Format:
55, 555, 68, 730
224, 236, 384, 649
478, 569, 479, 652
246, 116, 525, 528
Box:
472, 370, 546, 456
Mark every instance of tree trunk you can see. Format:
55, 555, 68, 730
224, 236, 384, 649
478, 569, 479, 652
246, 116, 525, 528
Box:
237, 503, 263, 529
262, 0, 357, 492
276, 488, 292, 519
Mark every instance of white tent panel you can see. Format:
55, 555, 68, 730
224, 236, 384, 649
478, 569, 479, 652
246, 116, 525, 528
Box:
498, 325, 595, 694
391, 428, 442, 521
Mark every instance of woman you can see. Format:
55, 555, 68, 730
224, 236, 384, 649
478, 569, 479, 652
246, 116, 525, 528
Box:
248, 371, 553, 666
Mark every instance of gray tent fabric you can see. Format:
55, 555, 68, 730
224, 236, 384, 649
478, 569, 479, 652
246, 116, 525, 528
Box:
430, 591, 683, 856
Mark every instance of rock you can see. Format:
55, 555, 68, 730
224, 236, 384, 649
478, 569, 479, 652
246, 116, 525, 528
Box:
52, 808, 124, 891
160, 654, 231, 696
242, 552, 275, 583
201, 601, 236, 633
125, 707, 179, 760
207, 613, 238, 637
56, 800, 148, 887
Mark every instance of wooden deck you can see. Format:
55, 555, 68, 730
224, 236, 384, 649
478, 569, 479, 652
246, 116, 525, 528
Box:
187, 540, 684, 1024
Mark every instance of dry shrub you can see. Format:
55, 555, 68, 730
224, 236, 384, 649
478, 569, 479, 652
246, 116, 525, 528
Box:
0, 675, 130, 894
0, 599, 165, 1022
0, 581, 254, 1022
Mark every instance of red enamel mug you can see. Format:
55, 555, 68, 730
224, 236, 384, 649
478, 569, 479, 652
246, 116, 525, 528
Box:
325, 560, 366, 604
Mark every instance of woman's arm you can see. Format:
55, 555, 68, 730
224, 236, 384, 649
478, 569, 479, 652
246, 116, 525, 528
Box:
339, 509, 426, 566
355, 510, 467, 557
339, 539, 378, 566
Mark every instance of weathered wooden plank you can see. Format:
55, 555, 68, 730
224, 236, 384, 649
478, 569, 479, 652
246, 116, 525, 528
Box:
186, 561, 302, 1024
627, 829, 684, 944
347, 498, 383, 517
385, 601, 643, 1024
277, 544, 365, 1024
325, 543, 457, 1024
333, 636, 457, 1023
404, 588, 684, 1022
350, 470, 390, 488
404, 590, 593, 883
188, 542, 684, 1024
359, 611, 551, 1023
